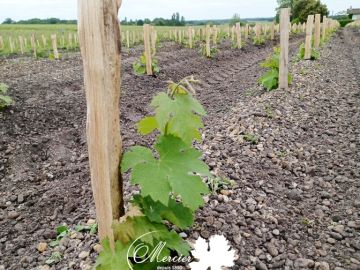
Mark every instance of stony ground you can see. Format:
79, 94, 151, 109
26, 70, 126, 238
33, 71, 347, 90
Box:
0, 28, 359, 270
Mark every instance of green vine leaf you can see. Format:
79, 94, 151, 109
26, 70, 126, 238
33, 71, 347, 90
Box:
95, 239, 130, 270
132, 195, 194, 230
146, 92, 206, 145
113, 216, 190, 256
137, 116, 158, 135
122, 135, 209, 210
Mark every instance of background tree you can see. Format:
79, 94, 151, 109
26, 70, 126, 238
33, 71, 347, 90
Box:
276, 0, 329, 23
2, 18, 14, 24
230, 13, 241, 26
292, 0, 329, 23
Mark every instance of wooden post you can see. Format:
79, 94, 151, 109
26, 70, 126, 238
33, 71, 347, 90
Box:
304, 15, 314, 60
150, 28, 157, 56
270, 22, 275, 40
77, 0, 124, 247
18, 36, 24, 54
236, 22, 242, 49
42, 35, 47, 47
212, 25, 217, 45
279, 8, 290, 90
314, 14, 321, 48
322, 16, 327, 42
231, 26, 235, 42
188, 27, 193, 49
255, 24, 261, 39
143, 24, 153, 75
245, 24, 249, 40
30, 33, 37, 57
68, 33, 73, 48
9, 37, 14, 53
0, 36, 4, 50
61, 34, 65, 47
206, 25, 211, 57
51, 34, 59, 59
132, 31, 136, 45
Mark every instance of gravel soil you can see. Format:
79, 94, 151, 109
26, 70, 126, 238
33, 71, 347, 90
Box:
0, 28, 359, 270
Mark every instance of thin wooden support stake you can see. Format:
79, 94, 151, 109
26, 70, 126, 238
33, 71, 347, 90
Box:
143, 24, 153, 75
0, 36, 4, 50
206, 25, 211, 57
279, 8, 290, 90
51, 34, 59, 59
30, 33, 37, 57
236, 22, 242, 49
304, 15, 314, 60
314, 14, 321, 48
19, 36, 24, 54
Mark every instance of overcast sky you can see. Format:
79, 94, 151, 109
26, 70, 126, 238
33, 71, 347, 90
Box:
0, 0, 358, 22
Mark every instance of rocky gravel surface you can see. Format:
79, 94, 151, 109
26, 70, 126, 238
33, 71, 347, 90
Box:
0, 28, 359, 270
192, 28, 360, 270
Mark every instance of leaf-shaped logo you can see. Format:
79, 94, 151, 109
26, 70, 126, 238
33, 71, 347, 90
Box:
189, 235, 236, 270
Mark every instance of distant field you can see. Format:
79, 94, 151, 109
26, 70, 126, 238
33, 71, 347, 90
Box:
0, 24, 235, 56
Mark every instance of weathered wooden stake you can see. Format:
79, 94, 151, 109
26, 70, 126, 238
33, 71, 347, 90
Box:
18, 36, 24, 54
304, 15, 314, 60
42, 35, 47, 47
236, 22, 242, 49
206, 25, 211, 57
314, 14, 321, 48
279, 8, 290, 90
255, 24, 261, 39
231, 26, 235, 42
188, 27, 193, 49
77, 0, 124, 247
150, 28, 157, 56
0, 36, 4, 50
9, 37, 14, 53
30, 33, 37, 57
322, 16, 327, 42
212, 25, 217, 45
68, 33, 73, 48
143, 24, 153, 75
245, 24, 249, 40
51, 34, 59, 59
270, 22, 275, 40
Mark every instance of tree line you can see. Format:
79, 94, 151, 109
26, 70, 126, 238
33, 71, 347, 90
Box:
2, 18, 76, 24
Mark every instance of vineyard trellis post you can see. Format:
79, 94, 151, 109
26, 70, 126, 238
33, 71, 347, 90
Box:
77, 0, 124, 248
236, 22, 242, 49
314, 14, 321, 48
206, 25, 211, 57
322, 16, 327, 42
143, 24, 153, 75
279, 8, 290, 90
270, 22, 275, 40
304, 15, 314, 60
51, 34, 59, 59
30, 33, 37, 57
